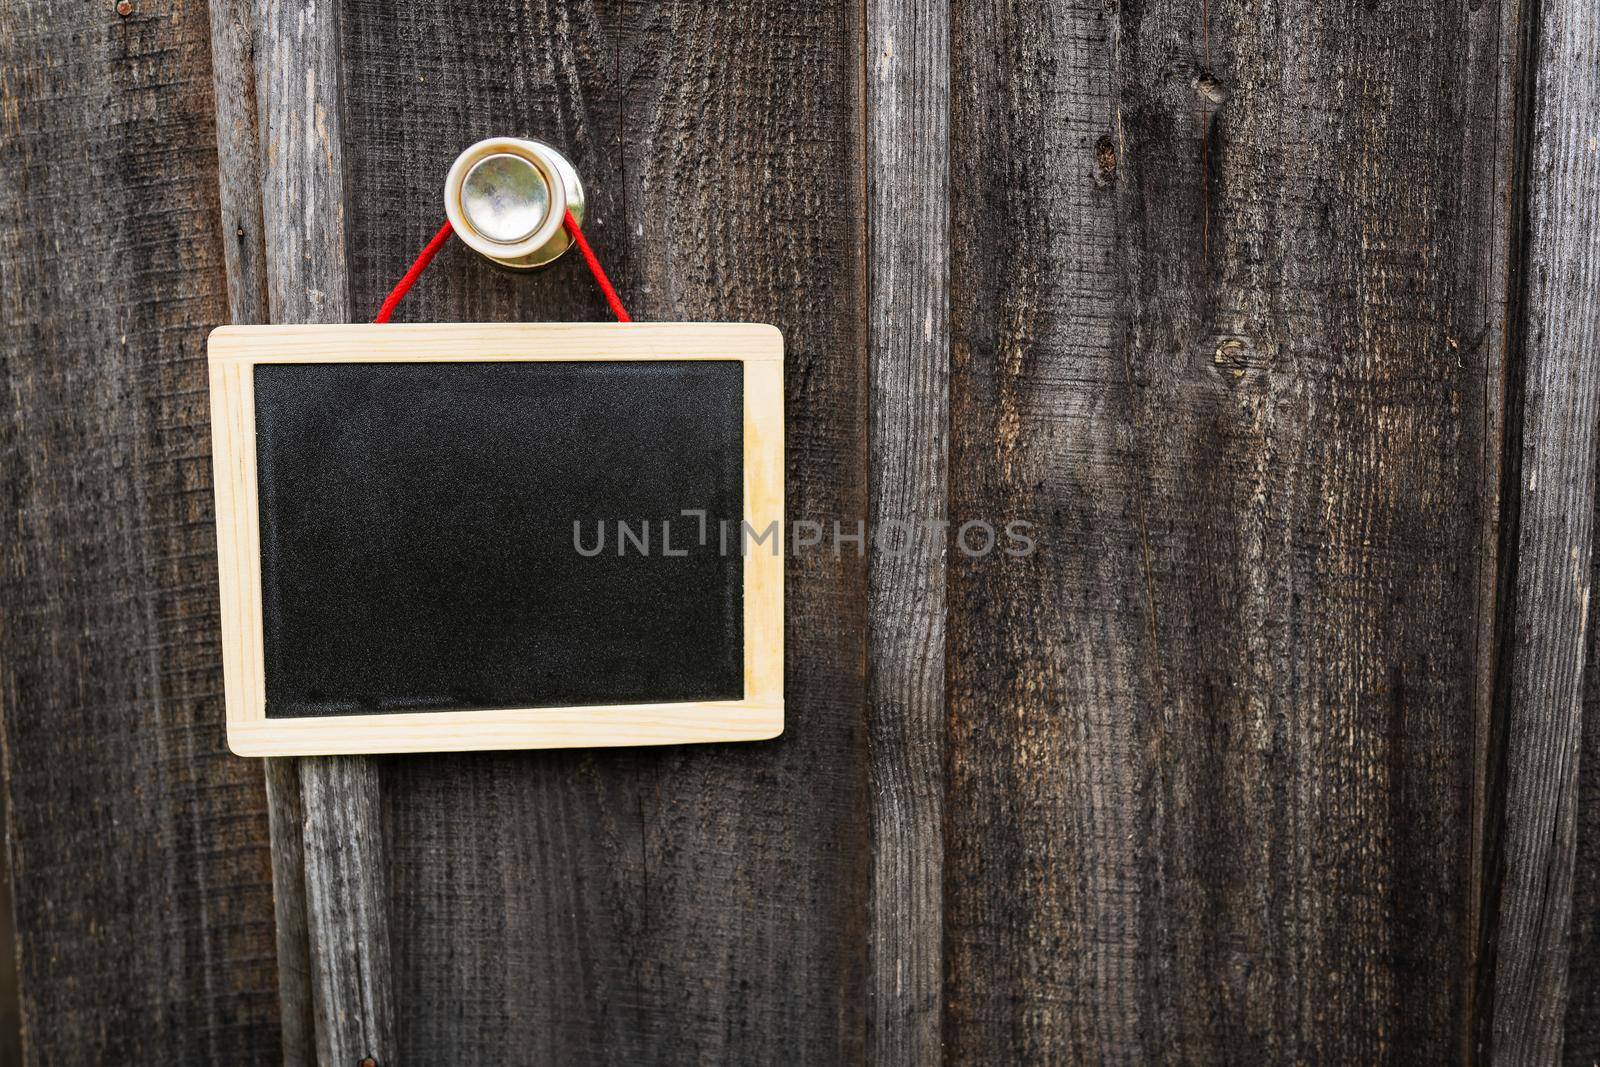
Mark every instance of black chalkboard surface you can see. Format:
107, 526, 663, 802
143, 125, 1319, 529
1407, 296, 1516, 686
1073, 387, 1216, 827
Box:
254, 360, 744, 716
209, 323, 784, 756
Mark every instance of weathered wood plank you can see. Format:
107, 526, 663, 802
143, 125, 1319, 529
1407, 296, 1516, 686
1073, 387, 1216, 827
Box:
946, 0, 1517, 1059
865, 0, 948, 1061
339, 5, 645, 1061
0, 0, 280, 1061
206, 5, 315, 1062
245, 0, 397, 1061
333, 0, 871, 1061
621, 5, 870, 1061
1565, 500, 1600, 1063
208, 0, 270, 330
0, 792, 17, 1066
256, 0, 353, 325
1489, 0, 1600, 1058
301, 757, 396, 1064
262, 758, 316, 1065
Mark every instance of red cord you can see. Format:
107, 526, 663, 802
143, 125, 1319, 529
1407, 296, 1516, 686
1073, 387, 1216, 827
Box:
561, 209, 631, 323
374, 220, 455, 323
373, 212, 630, 323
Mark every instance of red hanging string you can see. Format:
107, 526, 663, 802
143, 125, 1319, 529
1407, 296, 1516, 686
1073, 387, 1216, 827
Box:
373, 211, 631, 323
561, 209, 631, 323
374, 220, 455, 324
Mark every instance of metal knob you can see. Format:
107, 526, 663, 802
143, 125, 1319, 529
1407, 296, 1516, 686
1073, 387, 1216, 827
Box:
444, 137, 587, 269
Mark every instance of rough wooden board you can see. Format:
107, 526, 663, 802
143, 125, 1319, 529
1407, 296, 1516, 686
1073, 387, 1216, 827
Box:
208, 0, 270, 330
865, 0, 948, 1061
1566, 494, 1600, 1063
333, 0, 870, 1061
946, 0, 1516, 1060
245, 0, 397, 1061
0, 0, 280, 1061
262, 758, 315, 1066
300, 757, 395, 1064
620, 4, 871, 1060
205, 6, 313, 1061
0, 793, 18, 1067
1489, 0, 1600, 1059
338, 5, 648, 1060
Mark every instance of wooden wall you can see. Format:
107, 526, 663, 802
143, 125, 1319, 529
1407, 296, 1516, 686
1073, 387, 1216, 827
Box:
343, 1, 871, 1061
0, 1, 281, 1060
947, 0, 1513, 1057
1, 0, 1598, 1063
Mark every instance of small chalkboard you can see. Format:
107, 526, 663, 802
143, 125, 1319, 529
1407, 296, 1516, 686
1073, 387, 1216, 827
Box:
209, 323, 783, 755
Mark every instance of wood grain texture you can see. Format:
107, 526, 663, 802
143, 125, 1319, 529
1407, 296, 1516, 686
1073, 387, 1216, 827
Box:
619, 4, 871, 1060
0, 0, 280, 1061
1490, 0, 1600, 1058
301, 757, 396, 1064
245, 0, 398, 1060
0, 792, 18, 1067
340, 7, 648, 1061
1568, 496, 1600, 1064
262, 758, 315, 1066
256, 0, 352, 324
1566, 490, 1600, 1065
207, 4, 313, 1060
334, 0, 870, 1060
208, 0, 269, 329
865, 0, 948, 1061
207, 324, 785, 755
946, 0, 1518, 1060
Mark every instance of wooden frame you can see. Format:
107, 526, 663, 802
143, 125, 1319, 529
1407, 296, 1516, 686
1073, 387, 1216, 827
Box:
208, 322, 784, 755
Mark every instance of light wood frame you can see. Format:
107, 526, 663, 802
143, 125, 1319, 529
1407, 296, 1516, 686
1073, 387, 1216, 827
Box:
209, 322, 784, 755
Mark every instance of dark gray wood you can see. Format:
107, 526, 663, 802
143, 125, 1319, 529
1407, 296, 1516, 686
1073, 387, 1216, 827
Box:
865, 0, 948, 1062
206, 6, 314, 1062
263, 758, 316, 1066
339, 5, 644, 1062
301, 757, 395, 1065
328, 0, 872, 1061
208, 0, 270, 329
0, 0, 280, 1061
620, 5, 871, 1061
242, 0, 398, 1061
946, 0, 1518, 1060
1566, 496, 1600, 1063
0, 793, 18, 1067
15, 0, 1600, 1059
1491, 0, 1600, 1060
338, 7, 652, 1062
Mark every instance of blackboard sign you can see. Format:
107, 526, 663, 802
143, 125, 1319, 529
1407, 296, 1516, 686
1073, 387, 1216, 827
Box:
209, 323, 784, 755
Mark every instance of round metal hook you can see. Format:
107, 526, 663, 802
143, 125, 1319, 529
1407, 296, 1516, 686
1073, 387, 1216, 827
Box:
444, 137, 587, 269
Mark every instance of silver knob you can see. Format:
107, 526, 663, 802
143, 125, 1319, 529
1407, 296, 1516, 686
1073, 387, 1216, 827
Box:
444, 138, 587, 269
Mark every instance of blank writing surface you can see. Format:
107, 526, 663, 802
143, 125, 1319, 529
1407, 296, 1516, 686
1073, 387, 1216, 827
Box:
252, 360, 744, 717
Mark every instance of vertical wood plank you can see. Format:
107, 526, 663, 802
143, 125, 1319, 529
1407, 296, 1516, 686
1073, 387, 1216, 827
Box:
623, 4, 871, 1061
1566, 505, 1600, 1064
256, 0, 353, 324
0, 791, 17, 1067
1489, 0, 1600, 1058
334, 0, 871, 1061
340, 4, 646, 1061
946, 0, 1518, 1059
263, 758, 316, 1065
301, 757, 396, 1065
208, 0, 270, 330
206, 4, 314, 1061
0, 0, 281, 1061
248, 0, 397, 1060
864, 0, 948, 1061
